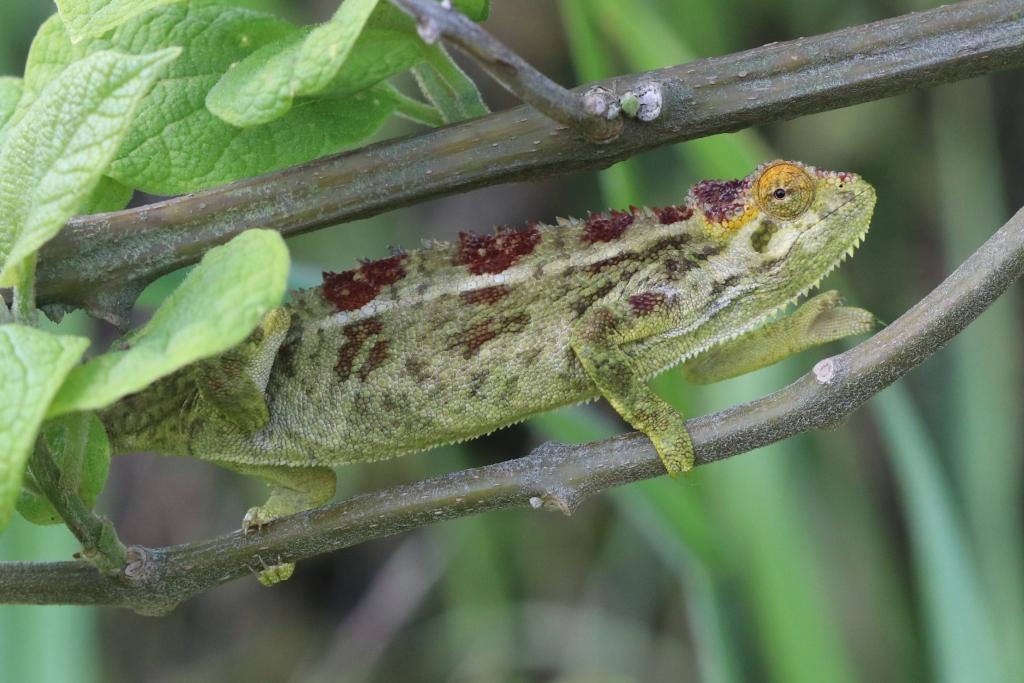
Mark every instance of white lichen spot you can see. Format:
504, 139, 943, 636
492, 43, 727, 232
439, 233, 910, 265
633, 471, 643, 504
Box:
624, 82, 662, 122
813, 357, 836, 384
582, 86, 620, 120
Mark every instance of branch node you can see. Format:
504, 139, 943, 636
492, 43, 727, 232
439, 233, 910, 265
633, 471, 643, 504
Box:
582, 86, 621, 120
813, 357, 837, 384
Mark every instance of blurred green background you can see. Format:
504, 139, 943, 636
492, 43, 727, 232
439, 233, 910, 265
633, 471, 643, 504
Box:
2, 0, 1022, 681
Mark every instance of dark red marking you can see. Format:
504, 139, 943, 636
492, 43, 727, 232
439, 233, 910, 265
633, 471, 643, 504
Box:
335, 319, 384, 380
322, 254, 408, 312
456, 313, 530, 358
629, 292, 667, 315
581, 209, 634, 244
460, 285, 511, 306
692, 178, 750, 223
454, 224, 542, 275
357, 340, 390, 381
653, 204, 694, 225
584, 253, 638, 274
462, 320, 499, 358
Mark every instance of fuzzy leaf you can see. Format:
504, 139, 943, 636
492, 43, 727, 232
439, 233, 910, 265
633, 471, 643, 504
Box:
24, 6, 400, 194
48, 229, 289, 416
0, 76, 22, 134
0, 326, 89, 533
0, 48, 179, 286
207, 1, 431, 128
56, 0, 183, 41
453, 0, 489, 21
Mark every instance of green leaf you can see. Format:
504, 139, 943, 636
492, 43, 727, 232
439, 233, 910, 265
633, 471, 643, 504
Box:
55, 0, 183, 42
207, 2, 430, 128
412, 44, 489, 124
0, 326, 89, 533
17, 413, 111, 526
78, 176, 134, 216
48, 229, 289, 416
0, 48, 180, 286
0, 77, 22, 137
24, 6, 401, 194
453, 0, 489, 21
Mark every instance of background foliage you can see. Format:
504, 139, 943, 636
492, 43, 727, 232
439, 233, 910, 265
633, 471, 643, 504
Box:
1, 0, 1022, 681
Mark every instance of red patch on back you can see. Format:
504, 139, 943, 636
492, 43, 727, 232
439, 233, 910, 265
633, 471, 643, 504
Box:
322, 254, 408, 312
581, 209, 634, 244
335, 319, 384, 380
692, 178, 750, 223
460, 285, 511, 306
454, 224, 541, 275
653, 204, 693, 225
629, 292, 667, 315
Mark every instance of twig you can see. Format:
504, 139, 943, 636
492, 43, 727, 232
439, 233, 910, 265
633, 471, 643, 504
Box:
31, 0, 1023, 325
390, 0, 620, 141
26, 433, 127, 576
3, 204, 1023, 613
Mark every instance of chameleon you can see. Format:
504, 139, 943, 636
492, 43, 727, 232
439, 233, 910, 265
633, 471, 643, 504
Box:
99, 160, 876, 583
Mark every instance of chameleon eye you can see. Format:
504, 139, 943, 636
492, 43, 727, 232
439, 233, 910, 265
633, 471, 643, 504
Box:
755, 162, 815, 220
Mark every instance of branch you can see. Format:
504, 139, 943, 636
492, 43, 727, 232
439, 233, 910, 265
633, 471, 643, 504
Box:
33, 0, 1024, 323
391, 0, 621, 141
4, 205, 1023, 613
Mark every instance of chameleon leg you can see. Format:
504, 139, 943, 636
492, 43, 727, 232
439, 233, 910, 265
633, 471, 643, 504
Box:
221, 462, 337, 586
681, 291, 876, 384
196, 307, 291, 432
571, 306, 695, 476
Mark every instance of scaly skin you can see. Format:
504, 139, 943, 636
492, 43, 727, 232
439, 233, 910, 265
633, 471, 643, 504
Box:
99, 160, 876, 581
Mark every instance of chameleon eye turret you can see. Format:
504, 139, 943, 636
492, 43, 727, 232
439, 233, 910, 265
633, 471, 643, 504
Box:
754, 161, 816, 220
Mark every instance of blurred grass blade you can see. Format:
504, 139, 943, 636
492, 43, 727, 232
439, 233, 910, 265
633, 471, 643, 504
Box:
931, 79, 1024, 682
873, 386, 1005, 683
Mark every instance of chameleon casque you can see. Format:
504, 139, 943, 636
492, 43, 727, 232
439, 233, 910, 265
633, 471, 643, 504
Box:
100, 160, 876, 582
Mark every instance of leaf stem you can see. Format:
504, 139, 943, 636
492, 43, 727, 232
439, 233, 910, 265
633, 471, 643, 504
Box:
11, 253, 36, 324
27, 431, 127, 576
388, 84, 445, 127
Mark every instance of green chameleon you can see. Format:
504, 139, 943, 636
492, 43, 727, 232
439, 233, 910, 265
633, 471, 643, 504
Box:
100, 160, 876, 583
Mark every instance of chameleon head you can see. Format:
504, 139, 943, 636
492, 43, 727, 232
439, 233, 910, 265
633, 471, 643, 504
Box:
705, 160, 876, 306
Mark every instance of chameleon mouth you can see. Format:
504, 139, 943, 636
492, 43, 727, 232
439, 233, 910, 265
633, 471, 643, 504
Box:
766, 184, 873, 318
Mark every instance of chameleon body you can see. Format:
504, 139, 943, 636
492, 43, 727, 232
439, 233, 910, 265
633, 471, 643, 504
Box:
100, 160, 876, 583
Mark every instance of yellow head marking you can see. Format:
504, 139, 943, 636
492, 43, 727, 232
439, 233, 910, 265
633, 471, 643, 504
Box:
754, 162, 815, 220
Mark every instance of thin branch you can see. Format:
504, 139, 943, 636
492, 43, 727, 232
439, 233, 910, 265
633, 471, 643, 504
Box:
32, 0, 1024, 324
26, 434, 127, 575
391, 0, 619, 140
3, 205, 1023, 613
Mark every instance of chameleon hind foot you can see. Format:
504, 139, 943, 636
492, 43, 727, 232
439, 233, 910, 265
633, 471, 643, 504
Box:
228, 464, 337, 585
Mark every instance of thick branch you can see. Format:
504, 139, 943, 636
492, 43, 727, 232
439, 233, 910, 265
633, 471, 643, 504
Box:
4, 205, 1023, 613
34, 0, 1024, 322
